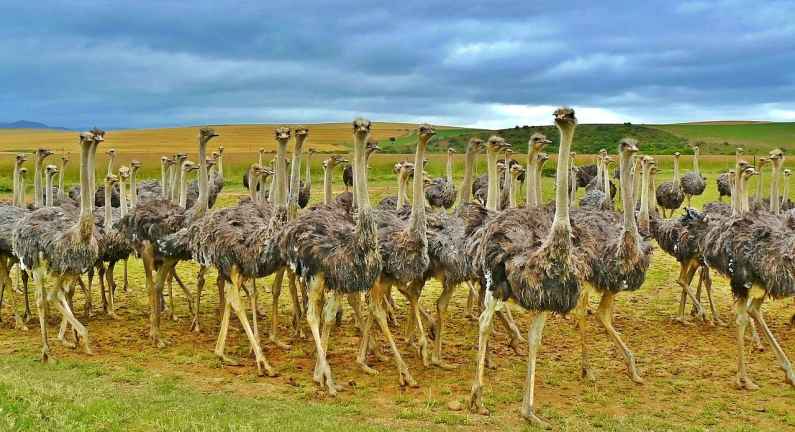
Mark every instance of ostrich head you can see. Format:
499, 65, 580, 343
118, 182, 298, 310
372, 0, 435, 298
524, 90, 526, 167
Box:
36, 148, 54, 161
274, 126, 291, 142
486, 136, 510, 154
199, 127, 219, 142
90, 128, 106, 141
79, 132, 93, 146
757, 157, 770, 168
352, 118, 371, 138
769, 148, 784, 164
175, 153, 188, 164
104, 174, 119, 188
294, 126, 309, 140
257, 166, 274, 181
673, 152, 681, 159
418, 124, 436, 142
510, 163, 525, 179
681, 207, 710, 230
119, 166, 130, 181
366, 139, 381, 156
392, 161, 404, 174
324, 155, 347, 169
211, 151, 220, 161
15, 153, 27, 165
448, 147, 457, 155
619, 138, 640, 155
467, 138, 484, 153
785, 169, 792, 178
106, 148, 116, 159
537, 152, 550, 165
738, 160, 750, 173
554, 107, 577, 130
182, 161, 198, 173
529, 133, 552, 152
205, 158, 217, 169
736, 147, 745, 156
19, 167, 27, 177
45, 164, 59, 178
218, 145, 224, 156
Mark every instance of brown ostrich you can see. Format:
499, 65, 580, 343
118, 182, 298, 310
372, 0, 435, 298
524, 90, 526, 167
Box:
12, 130, 103, 361
680, 146, 707, 207
424, 147, 458, 209
656, 152, 685, 217
298, 148, 316, 209
526, 133, 552, 208
278, 118, 383, 395
470, 107, 588, 425
0, 154, 31, 329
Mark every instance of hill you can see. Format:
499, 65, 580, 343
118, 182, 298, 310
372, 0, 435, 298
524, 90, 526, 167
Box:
0, 120, 70, 130
651, 122, 795, 154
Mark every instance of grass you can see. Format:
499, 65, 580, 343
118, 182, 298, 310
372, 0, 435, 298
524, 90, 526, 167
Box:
1, 138, 794, 430
652, 122, 795, 154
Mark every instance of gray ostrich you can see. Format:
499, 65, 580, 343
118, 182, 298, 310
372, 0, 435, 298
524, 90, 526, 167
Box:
469, 108, 588, 425
680, 146, 706, 207
13, 130, 102, 361
508, 164, 525, 208
356, 125, 433, 378
56, 154, 70, 202
580, 154, 615, 210
337, 140, 380, 210
182, 129, 298, 377
320, 156, 347, 206
533, 152, 550, 205
31, 148, 54, 208
186, 149, 224, 209
297, 148, 315, 209
526, 133, 552, 208
0, 154, 31, 328
134, 157, 170, 202
656, 152, 685, 218
572, 138, 654, 384
424, 147, 457, 210
279, 119, 386, 395
118, 127, 218, 347
701, 162, 795, 390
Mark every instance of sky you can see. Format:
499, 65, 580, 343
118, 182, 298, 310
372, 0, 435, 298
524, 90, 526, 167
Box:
2, 1, 794, 130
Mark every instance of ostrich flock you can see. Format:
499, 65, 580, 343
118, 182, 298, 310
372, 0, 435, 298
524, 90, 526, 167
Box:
0, 108, 794, 426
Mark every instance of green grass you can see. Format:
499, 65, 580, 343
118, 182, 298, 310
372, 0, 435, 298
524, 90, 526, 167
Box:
652, 122, 795, 154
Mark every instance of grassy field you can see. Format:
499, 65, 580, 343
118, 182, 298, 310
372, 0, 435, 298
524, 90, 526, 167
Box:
1, 128, 795, 430
652, 122, 795, 154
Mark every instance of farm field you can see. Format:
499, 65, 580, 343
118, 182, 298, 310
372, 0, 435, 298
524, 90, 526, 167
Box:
0, 127, 794, 431
652, 122, 795, 154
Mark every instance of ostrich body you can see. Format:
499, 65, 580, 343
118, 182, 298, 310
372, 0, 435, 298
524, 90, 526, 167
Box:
701, 159, 795, 390
134, 157, 171, 202
573, 138, 653, 384
13, 131, 102, 361
580, 154, 614, 210
341, 140, 379, 193
186, 150, 224, 209
0, 154, 31, 328
278, 119, 383, 395
470, 108, 588, 425
298, 148, 315, 209
525, 133, 552, 208
656, 152, 685, 217
424, 148, 457, 209
680, 146, 706, 207
119, 128, 218, 347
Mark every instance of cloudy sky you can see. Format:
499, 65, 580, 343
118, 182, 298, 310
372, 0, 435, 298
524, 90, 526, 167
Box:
2, 1, 794, 129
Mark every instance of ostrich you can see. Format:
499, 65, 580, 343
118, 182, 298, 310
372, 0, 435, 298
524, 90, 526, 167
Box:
783, 169, 793, 210
356, 124, 434, 377
13, 130, 102, 361
526, 133, 552, 208
278, 118, 385, 395
534, 153, 550, 205
0, 155, 31, 328
656, 152, 685, 218
716, 172, 732, 203
581, 155, 615, 210
508, 164, 525, 208
298, 148, 315, 209
342, 140, 380, 193
376, 161, 409, 211
753, 157, 770, 205
94, 148, 121, 208
119, 127, 218, 347
181, 129, 297, 376
701, 162, 795, 390
469, 108, 588, 425
186, 149, 224, 209
680, 146, 706, 207
321, 156, 347, 205
424, 147, 457, 210
44, 165, 59, 208
57, 154, 70, 202
31, 149, 54, 208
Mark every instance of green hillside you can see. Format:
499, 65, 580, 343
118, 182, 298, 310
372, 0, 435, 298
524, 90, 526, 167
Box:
652, 122, 795, 154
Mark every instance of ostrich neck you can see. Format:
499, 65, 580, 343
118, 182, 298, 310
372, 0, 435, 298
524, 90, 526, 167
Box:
273, 140, 289, 208
217, 155, 224, 177
446, 152, 454, 184
33, 154, 43, 207
305, 152, 312, 191
88, 144, 97, 211
733, 174, 744, 216
195, 139, 209, 217
18, 175, 25, 207
408, 139, 428, 235
130, 169, 138, 207
171, 163, 181, 202
756, 169, 764, 200
12, 161, 20, 207
649, 171, 658, 213
783, 176, 790, 207
693, 149, 700, 175
673, 158, 680, 186
45, 174, 54, 207
160, 163, 167, 198
119, 178, 128, 218
106, 156, 114, 176
458, 148, 476, 205
632, 158, 642, 206
288, 136, 306, 220
569, 167, 577, 206
537, 163, 545, 205
78, 144, 94, 231
770, 161, 782, 214
179, 169, 189, 208
509, 176, 518, 208
603, 163, 611, 205
396, 170, 406, 208
639, 163, 650, 229
596, 158, 603, 186
104, 182, 113, 229
485, 149, 500, 211
248, 169, 258, 202
620, 151, 637, 234
323, 166, 332, 205
551, 125, 574, 232
526, 147, 540, 207
58, 160, 67, 199
353, 135, 371, 212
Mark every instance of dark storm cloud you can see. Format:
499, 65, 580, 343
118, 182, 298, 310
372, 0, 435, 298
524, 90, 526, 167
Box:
1, 0, 794, 128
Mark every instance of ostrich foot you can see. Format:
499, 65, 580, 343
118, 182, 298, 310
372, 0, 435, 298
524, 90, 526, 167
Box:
40, 347, 50, 363
190, 317, 201, 333
711, 317, 728, 327
13, 316, 28, 331
398, 368, 418, 388
269, 336, 291, 350
256, 358, 278, 378
108, 312, 120, 320
582, 366, 596, 382
673, 316, 692, 326
735, 374, 759, 390
417, 339, 430, 367
785, 370, 795, 387
430, 356, 456, 370
628, 370, 645, 385
81, 338, 94, 355
314, 362, 341, 396
509, 335, 526, 356
357, 361, 379, 375
469, 386, 490, 415
520, 407, 550, 429
59, 337, 77, 349
215, 352, 241, 366
150, 335, 166, 349
790, 314, 795, 327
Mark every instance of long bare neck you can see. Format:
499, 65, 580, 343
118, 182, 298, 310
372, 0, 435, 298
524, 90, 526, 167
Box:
217, 155, 224, 177
273, 143, 288, 208
12, 161, 21, 207
45, 174, 54, 207
104, 182, 113, 229
770, 161, 782, 214
396, 170, 406, 208
486, 150, 500, 211
119, 178, 128, 218
78, 145, 94, 229
509, 175, 518, 208
323, 166, 332, 205
33, 154, 42, 207
408, 139, 428, 234
552, 127, 574, 232
756, 167, 764, 200
569, 167, 577, 206
536, 162, 545, 205
638, 163, 650, 231
130, 169, 138, 207
160, 163, 168, 199
58, 160, 67, 199
288, 138, 305, 220
783, 176, 790, 208
693, 149, 700, 174
632, 157, 642, 206
169, 164, 179, 202
446, 151, 454, 184
648, 170, 658, 214
88, 144, 97, 211
305, 152, 312, 189
672, 157, 680, 186
179, 169, 189, 208
603, 163, 611, 208
458, 147, 476, 205
106, 156, 114, 176
195, 141, 209, 217
620, 151, 637, 235
248, 169, 258, 202
18, 175, 26, 207
526, 147, 540, 207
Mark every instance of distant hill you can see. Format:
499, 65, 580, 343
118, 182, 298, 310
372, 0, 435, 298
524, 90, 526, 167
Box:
0, 120, 70, 130
651, 122, 795, 154
381, 123, 691, 155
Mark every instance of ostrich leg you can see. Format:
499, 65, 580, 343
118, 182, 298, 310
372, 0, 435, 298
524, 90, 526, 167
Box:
469, 291, 499, 415
172, 271, 194, 314
142, 243, 165, 348
734, 298, 758, 389
228, 268, 275, 377
676, 260, 706, 323
105, 260, 119, 319
520, 311, 549, 427
747, 297, 795, 387
269, 268, 291, 349
98, 262, 108, 314
22, 269, 31, 322
191, 265, 206, 332
35, 273, 51, 362
306, 277, 341, 395
699, 266, 725, 326
289, 272, 306, 338
122, 258, 129, 292
430, 278, 458, 369
317, 291, 342, 388
213, 277, 238, 365
465, 281, 480, 320
496, 306, 526, 355
399, 282, 430, 367
84, 267, 94, 319
574, 290, 595, 381
0, 258, 27, 330
596, 292, 643, 384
